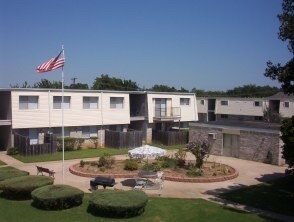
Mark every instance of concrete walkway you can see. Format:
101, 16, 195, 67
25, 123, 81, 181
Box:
0, 151, 293, 221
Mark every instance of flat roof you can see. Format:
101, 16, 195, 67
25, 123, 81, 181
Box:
190, 122, 280, 134
0, 88, 195, 96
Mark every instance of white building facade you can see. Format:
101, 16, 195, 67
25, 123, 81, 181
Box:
0, 89, 198, 150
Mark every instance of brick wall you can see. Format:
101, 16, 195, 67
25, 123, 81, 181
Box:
189, 123, 283, 165
239, 130, 280, 165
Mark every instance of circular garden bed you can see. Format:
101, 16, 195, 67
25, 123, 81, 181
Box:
70, 159, 238, 183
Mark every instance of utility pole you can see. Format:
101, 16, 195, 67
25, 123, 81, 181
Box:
71, 77, 77, 85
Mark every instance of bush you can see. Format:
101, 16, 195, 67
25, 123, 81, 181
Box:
156, 156, 177, 169
124, 159, 139, 171
0, 166, 29, 181
186, 167, 202, 177
174, 148, 186, 167
0, 175, 54, 199
89, 189, 148, 218
98, 153, 115, 168
31, 185, 84, 210
7, 147, 18, 155
57, 137, 84, 151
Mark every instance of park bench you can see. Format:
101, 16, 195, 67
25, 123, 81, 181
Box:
36, 165, 55, 178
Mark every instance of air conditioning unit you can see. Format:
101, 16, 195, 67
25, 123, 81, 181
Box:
208, 132, 217, 140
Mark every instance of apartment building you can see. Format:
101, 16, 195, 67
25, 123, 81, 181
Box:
197, 92, 294, 122
0, 89, 198, 150
193, 92, 294, 165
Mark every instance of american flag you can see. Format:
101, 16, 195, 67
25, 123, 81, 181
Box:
36, 50, 65, 73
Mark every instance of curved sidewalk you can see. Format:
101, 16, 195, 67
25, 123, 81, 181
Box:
0, 151, 293, 221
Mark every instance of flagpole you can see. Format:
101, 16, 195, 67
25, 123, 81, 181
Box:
61, 45, 65, 183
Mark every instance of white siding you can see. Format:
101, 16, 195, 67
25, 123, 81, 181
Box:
11, 91, 130, 129
197, 98, 208, 113
279, 100, 294, 118
147, 93, 198, 123
215, 98, 264, 116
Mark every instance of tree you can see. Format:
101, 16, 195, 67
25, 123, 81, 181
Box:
186, 140, 210, 169
10, 81, 31, 88
150, 84, 177, 92
264, 0, 294, 94
281, 116, 294, 174
33, 79, 62, 89
66, 83, 89, 89
92, 74, 139, 91
264, 0, 294, 173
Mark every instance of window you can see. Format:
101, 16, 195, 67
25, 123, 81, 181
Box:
200, 100, 205, 105
19, 96, 38, 109
284, 101, 289, 108
52, 127, 70, 137
110, 97, 124, 109
254, 116, 263, 121
53, 96, 70, 109
83, 97, 98, 109
180, 98, 190, 106
254, 101, 262, 107
220, 100, 228, 106
220, 114, 228, 119
82, 126, 97, 138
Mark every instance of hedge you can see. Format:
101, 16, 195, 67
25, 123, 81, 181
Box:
0, 166, 29, 181
0, 175, 54, 199
32, 185, 84, 210
89, 189, 148, 218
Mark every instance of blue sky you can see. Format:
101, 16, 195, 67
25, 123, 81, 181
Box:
0, 0, 292, 90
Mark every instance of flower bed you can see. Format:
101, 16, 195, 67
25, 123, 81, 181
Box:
70, 160, 238, 183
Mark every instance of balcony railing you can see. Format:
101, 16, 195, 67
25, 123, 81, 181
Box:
153, 107, 181, 121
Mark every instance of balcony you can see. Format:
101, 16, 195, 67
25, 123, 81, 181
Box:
0, 119, 12, 126
153, 107, 181, 122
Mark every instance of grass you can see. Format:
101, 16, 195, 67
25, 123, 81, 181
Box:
0, 160, 6, 166
0, 166, 29, 181
219, 175, 294, 216
0, 195, 276, 222
11, 144, 184, 163
12, 148, 130, 163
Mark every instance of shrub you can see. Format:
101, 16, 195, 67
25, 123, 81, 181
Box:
57, 137, 84, 151
7, 147, 18, 155
124, 159, 139, 171
0, 166, 29, 181
186, 167, 202, 177
174, 148, 186, 167
156, 156, 177, 169
31, 185, 84, 210
98, 153, 115, 168
89, 189, 148, 218
141, 163, 155, 171
186, 140, 211, 169
80, 160, 85, 167
0, 175, 53, 199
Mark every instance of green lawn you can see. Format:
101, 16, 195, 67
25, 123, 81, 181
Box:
219, 175, 294, 216
0, 195, 275, 222
0, 160, 6, 166
11, 144, 183, 163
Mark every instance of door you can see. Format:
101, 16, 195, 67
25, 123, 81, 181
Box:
29, 128, 39, 145
223, 133, 239, 158
155, 99, 167, 117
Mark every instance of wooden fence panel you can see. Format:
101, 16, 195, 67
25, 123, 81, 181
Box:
14, 133, 57, 156
105, 130, 143, 149
152, 130, 188, 146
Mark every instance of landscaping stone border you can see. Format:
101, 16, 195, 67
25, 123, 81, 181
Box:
69, 164, 239, 183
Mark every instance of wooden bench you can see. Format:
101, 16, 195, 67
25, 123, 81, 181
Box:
36, 166, 55, 178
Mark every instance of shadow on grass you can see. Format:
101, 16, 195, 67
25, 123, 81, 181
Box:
203, 183, 248, 196
255, 172, 286, 183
